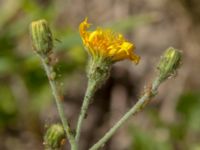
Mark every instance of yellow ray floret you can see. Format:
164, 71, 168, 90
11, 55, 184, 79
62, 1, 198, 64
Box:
79, 18, 140, 64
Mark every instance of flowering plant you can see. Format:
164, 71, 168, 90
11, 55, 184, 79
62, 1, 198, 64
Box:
30, 18, 181, 150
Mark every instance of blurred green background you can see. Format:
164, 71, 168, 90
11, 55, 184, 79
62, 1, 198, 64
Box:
0, 0, 200, 150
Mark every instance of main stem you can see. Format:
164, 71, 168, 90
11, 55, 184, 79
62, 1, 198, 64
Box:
41, 56, 77, 150
89, 77, 161, 150
75, 79, 96, 142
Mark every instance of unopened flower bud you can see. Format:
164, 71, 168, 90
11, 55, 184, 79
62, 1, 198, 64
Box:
157, 47, 181, 81
44, 124, 66, 149
30, 19, 53, 55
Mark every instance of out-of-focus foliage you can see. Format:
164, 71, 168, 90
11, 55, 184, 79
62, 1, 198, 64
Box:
0, 0, 153, 127
130, 127, 172, 150
0, 0, 85, 131
0, 0, 200, 149
129, 91, 200, 150
0, 0, 154, 147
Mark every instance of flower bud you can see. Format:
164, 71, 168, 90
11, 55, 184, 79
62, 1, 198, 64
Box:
157, 47, 181, 81
44, 124, 66, 149
30, 19, 53, 55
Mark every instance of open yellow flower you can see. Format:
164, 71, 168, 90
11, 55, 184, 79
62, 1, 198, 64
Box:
79, 18, 140, 64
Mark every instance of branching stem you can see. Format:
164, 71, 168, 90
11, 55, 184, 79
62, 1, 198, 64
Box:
89, 77, 161, 150
40, 56, 77, 150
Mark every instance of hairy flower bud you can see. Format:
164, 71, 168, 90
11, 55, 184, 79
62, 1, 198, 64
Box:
157, 47, 182, 81
44, 124, 66, 149
30, 19, 53, 55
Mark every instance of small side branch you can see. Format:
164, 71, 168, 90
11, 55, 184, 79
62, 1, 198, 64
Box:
41, 56, 77, 150
89, 77, 161, 150
75, 80, 96, 142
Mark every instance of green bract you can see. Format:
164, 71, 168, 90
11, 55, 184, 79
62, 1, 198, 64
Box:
157, 47, 181, 81
30, 19, 53, 55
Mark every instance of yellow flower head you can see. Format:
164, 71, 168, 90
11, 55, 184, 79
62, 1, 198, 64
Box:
79, 18, 140, 64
